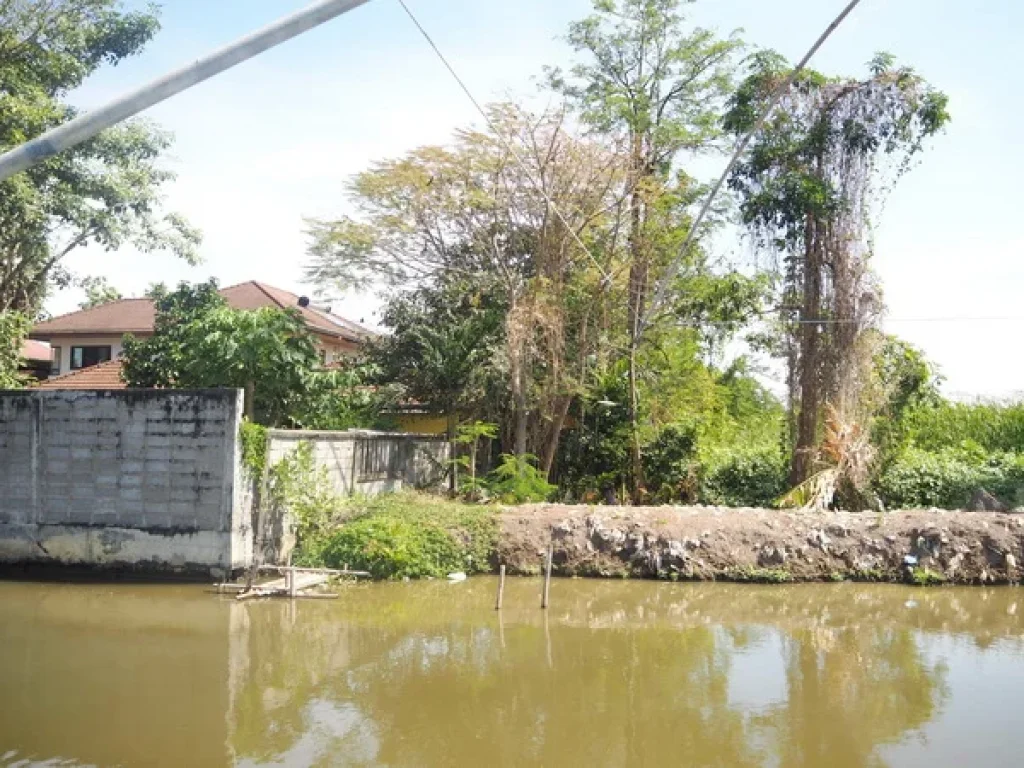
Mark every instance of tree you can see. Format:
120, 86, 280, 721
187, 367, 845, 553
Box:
307, 104, 629, 473
122, 281, 320, 425
0, 0, 200, 315
0, 311, 30, 389
550, 0, 743, 500
78, 276, 123, 309
369, 278, 504, 449
724, 52, 949, 490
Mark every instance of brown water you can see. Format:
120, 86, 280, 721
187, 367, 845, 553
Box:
1, 579, 1022, 768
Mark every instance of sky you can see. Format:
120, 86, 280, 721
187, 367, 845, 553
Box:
54, 0, 1024, 400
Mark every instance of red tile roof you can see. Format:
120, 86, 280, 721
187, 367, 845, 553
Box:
20, 339, 51, 362
30, 281, 375, 343
35, 360, 126, 390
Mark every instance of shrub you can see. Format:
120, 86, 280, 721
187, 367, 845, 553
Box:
645, 425, 699, 503
700, 448, 787, 507
875, 447, 1024, 509
269, 441, 348, 563
485, 454, 555, 504
239, 420, 268, 477
316, 493, 499, 579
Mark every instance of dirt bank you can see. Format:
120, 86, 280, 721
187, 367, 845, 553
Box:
496, 505, 1024, 584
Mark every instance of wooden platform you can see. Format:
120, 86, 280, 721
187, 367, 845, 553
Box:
215, 565, 370, 601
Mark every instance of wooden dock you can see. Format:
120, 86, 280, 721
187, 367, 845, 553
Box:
215, 565, 371, 601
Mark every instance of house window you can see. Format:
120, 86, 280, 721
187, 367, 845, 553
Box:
70, 345, 112, 370
51, 346, 62, 375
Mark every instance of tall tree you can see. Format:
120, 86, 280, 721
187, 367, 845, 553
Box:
724, 52, 949, 490
0, 0, 199, 314
549, 0, 742, 499
306, 104, 628, 473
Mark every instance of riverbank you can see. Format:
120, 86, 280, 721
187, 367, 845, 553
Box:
308, 494, 1024, 585
497, 505, 1023, 584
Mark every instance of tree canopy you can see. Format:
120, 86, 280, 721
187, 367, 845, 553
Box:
0, 0, 199, 314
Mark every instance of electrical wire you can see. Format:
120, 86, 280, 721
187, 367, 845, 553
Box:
640, 0, 867, 337
395, 0, 612, 283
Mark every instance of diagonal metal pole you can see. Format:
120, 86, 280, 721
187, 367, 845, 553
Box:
639, 0, 865, 338
0, 0, 374, 182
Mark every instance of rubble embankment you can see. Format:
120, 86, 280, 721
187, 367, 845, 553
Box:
496, 505, 1024, 584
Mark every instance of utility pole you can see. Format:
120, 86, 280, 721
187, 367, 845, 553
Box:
0, 0, 374, 182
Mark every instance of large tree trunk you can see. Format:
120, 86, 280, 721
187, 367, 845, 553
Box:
790, 216, 823, 487
540, 394, 573, 478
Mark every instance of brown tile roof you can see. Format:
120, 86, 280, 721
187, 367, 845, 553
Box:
20, 339, 51, 362
30, 281, 376, 344
31, 298, 156, 337
35, 360, 126, 390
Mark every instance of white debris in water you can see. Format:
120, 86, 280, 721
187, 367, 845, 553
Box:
447, 572, 467, 582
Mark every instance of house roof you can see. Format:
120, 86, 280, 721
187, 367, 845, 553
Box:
31, 298, 156, 337
35, 360, 126, 390
20, 339, 52, 363
30, 281, 376, 344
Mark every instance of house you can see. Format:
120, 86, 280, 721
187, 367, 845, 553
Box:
30, 281, 374, 380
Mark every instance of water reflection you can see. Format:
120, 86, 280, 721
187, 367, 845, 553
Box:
1, 580, 1021, 767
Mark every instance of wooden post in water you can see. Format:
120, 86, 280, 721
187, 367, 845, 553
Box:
495, 564, 506, 610
541, 540, 553, 609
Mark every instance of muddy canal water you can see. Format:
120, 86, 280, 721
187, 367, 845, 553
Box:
1, 579, 1022, 767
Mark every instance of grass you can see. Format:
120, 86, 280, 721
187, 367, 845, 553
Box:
909, 567, 946, 586
301, 492, 499, 580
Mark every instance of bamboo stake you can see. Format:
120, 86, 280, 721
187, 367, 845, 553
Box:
541, 540, 553, 609
495, 564, 506, 610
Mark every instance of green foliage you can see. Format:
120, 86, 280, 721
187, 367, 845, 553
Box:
871, 335, 942, 460
123, 280, 321, 426
645, 425, 698, 502
315, 493, 499, 579
902, 401, 1024, 455
0, 0, 199, 313
909, 567, 946, 586
700, 447, 787, 507
0, 311, 30, 388
486, 454, 556, 504
77, 276, 123, 309
269, 442, 348, 565
290, 365, 399, 432
875, 447, 1024, 509
730, 567, 792, 584
368, 278, 504, 433
239, 421, 268, 478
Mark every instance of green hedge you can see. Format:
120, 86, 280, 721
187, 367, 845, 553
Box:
875, 447, 1024, 509
312, 493, 499, 579
699, 448, 787, 507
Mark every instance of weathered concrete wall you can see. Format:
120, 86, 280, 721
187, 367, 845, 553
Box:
0, 389, 250, 576
266, 429, 448, 496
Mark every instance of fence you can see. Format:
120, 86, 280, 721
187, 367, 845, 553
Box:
0, 389, 251, 576
265, 429, 449, 496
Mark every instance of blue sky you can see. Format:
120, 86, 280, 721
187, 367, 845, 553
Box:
59, 0, 1024, 399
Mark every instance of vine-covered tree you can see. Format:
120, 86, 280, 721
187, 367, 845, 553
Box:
724, 52, 949, 495
0, 0, 200, 314
0, 311, 30, 388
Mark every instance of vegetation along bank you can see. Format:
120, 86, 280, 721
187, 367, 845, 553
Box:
292, 494, 1022, 586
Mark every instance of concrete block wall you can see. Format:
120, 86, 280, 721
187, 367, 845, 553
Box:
266, 429, 449, 496
0, 389, 251, 576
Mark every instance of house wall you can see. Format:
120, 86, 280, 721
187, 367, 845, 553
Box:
44, 334, 141, 376
0, 389, 251, 576
266, 429, 449, 497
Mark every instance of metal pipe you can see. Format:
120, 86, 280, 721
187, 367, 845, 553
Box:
0, 0, 374, 182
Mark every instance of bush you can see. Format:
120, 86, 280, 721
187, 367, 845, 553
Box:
904, 401, 1024, 454
875, 447, 1024, 509
316, 493, 498, 579
645, 425, 699, 503
700, 448, 787, 507
485, 454, 555, 504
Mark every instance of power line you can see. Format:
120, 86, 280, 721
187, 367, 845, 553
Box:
395, 0, 612, 282
640, 0, 867, 338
